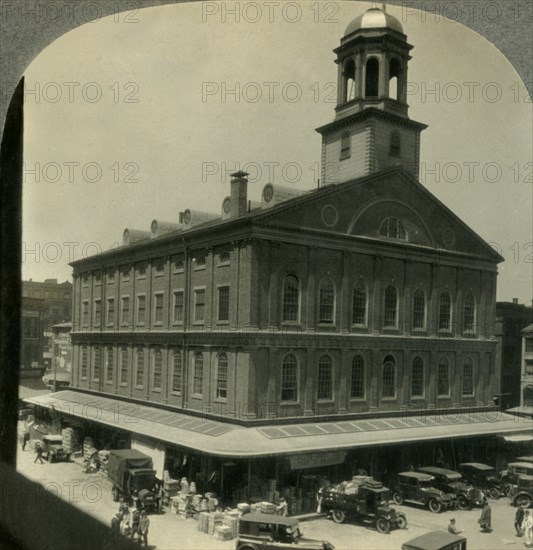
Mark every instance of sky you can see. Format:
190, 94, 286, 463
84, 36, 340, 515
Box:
22, 1, 532, 303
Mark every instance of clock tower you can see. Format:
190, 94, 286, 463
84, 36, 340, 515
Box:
316, 4, 427, 184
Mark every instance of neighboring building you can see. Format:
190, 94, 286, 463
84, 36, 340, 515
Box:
496, 300, 533, 409
20, 296, 45, 376
43, 322, 72, 392
22, 279, 72, 369
26, 6, 531, 508
515, 324, 533, 417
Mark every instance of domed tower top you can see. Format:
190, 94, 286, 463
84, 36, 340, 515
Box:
343, 5, 404, 40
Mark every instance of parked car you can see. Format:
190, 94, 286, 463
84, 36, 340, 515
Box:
417, 467, 484, 509
41, 435, 70, 463
236, 513, 334, 550
402, 530, 467, 550
392, 472, 456, 513
321, 484, 407, 533
508, 474, 533, 508
458, 463, 500, 500
500, 462, 533, 495
516, 456, 533, 464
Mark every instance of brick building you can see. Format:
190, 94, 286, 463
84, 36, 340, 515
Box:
27, 5, 531, 507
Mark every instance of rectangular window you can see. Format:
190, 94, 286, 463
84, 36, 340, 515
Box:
105, 347, 114, 383
106, 298, 115, 326
525, 340, 533, 353
93, 347, 101, 380
121, 296, 130, 325
218, 286, 230, 322
82, 301, 89, 325
120, 348, 128, 386
350, 357, 365, 399
411, 359, 424, 397
94, 299, 101, 325
438, 362, 450, 396
135, 350, 144, 387
194, 289, 205, 323
462, 362, 474, 396
154, 293, 164, 324
173, 291, 184, 323
525, 359, 533, 375
81, 347, 88, 380
152, 351, 162, 390
137, 295, 146, 325
317, 362, 333, 400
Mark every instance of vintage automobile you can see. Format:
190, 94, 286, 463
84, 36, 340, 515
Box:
321, 484, 407, 533
458, 463, 500, 499
236, 513, 334, 550
392, 472, 456, 513
417, 467, 484, 509
41, 435, 70, 463
516, 456, 533, 464
500, 462, 533, 494
508, 474, 533, 508
402, 530, 467, 550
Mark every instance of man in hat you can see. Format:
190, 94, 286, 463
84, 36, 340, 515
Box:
138, 510, 150, 547
479, 498, 492, 533
448, 518, 463, 534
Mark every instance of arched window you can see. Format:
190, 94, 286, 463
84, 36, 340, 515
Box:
463, 357, 474, 396
172, 351, 182, 394
343, 59, 356, 102
106, 347, 114, 383
135, 348, 144, 387
389, 58, 402, 101
382, 355, 396, 398
281, 354, 298, 402
383, 286, 398, 328
389, 131, 401, 157
365, 57, 379, 98
217, 353, 228, 400
379, 217, 406, 240
319, 278, 335, 324
439, 292, 452, 331
340, 132, 351, 160
352, 281, 367, 325
120, 347, 128, 385
152, 349, 162, 390
282, 275, 300, 322
193, 352, 203, 396
351, 355, 365, 399
463, 294, 475, 333
437, 357, 449, 396
411, 356, 424, 397
317, 354, 333, 400
413, 289, 426, 330
81, 346, 88, 379
93, 346, 101, 381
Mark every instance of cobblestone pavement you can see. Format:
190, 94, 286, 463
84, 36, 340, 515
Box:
16, 438, 530, 550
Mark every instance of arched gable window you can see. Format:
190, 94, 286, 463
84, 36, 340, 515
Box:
340, 132, 351, 160
281, 354, 298, 402
439, 292, 452, 331
383, 285, 398, 328
282, 275, 300, 322
351, 355, 365, 398
413, 289, 426, 330
317, 354, 333, 400
390, 131, 401, 157
411, 356, 424, 397
379, 217, 406, 240
172, 351, 182, 394
389, 58, 402, 101
216, 353, 228, 400
437, 357, 450, 396
382, 355, 396, 398
463, 294, 475, 333
319, 278, 335, 324
343, 59, 356, 102
462, 357, 474, 396
193, 352, 203, 396
352, 281, 367, 325
365, 57, 379, 97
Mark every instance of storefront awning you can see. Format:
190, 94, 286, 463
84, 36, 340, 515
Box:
501, 433, 533, 443
18, 378, 50, 400
506, 406, 533, 419
24, 390, 533, 458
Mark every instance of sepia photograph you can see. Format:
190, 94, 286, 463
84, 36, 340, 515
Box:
0, 1, 532, 549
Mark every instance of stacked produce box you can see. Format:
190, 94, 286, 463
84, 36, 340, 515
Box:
61, 427, 80, 454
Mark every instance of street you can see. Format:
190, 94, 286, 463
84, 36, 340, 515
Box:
16, 439, 530, 550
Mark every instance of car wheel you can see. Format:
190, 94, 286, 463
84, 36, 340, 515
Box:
487, 487, 500, 500
112, 487, 119, 502
237, 546, 258, 550
457, 496, 469, 510
502, 483, 511, 496
376, 517, 391, 534
332, 509, 346, 524
393, 491, 404, 505
396, 514, 408, 529
428, 499, 442, 513
516, 495, 532, 508
48, 453, 55, 463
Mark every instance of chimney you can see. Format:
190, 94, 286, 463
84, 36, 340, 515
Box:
230, 170, 248, 218
512, 298, 518, 304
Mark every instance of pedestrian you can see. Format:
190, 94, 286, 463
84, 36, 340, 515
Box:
448, 518, 463, 534
138, 510, 149, 547
524, 510, 533, 547
120, 504, 131, 536
515, 505, 525, 537
479, 498, 492, 533
117, 497, 128, 520
277, 497, 288, 517
130, 501, 142, 540
21, 430, 30, 451
110, 513, 121, 536
33, 443, 44, 464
